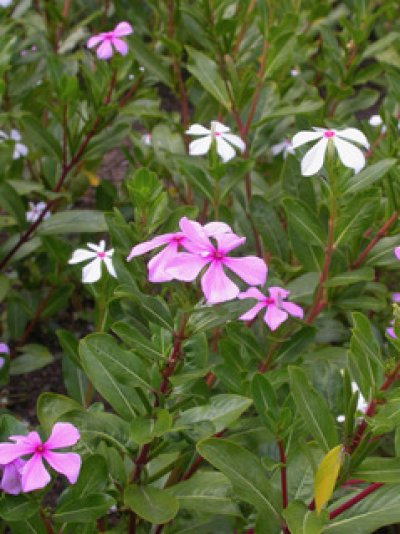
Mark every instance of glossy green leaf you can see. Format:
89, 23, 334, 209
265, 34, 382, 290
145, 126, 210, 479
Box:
39, 210, 107, 234
124, 485, 179, 524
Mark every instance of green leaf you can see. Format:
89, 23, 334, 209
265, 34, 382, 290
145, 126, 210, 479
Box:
130, 409, 172, 445
37, 393, 83, 433
53, 494, 116, 523
39, 210, 107, 234
344, 159, 396, 194
0, 495, 38, 521
112, 321, 163, 361
283, 198, 325, 248
251, 196, 288, 260
166, 472, 240, 516
130, 35, 173, 87
324, 267, 375, 288
251, 374, 279, 433
289, 367, 338, 452
314, 445, 343, 513
186, 46, 231, 109
0, 182, 26, 227
352, 457, 400, 483
22, 115, 62, 159
197, 438, 281, 524
256, 100, 323, 125
366, 235, 400, 267
124, 485, 179, 524
283, 501, 326, 534
10, 344, 53, 376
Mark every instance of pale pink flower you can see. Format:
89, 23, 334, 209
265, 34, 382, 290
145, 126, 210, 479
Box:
387, 321, 397, 339
238, 286, 303, 330
0, 459, 25, 494
186, 121, 245, 163
392, 292, 400, 303
87, 22, 133, 60
166, 218, 267, 304
127, 221, 232, 283
291, 127, 369, 176
141, 133, 152, 146
394, 247, 400, 261
26, 201, 50, 224
69, 240, 116, 284
0, 343, 9, 371
0, 423, 81, 492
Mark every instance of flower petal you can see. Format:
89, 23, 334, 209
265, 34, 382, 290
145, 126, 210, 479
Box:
271, 141, 287, 156
0, 443, 34, 464
20, 455, 51, 492
216, 137, 236, 162
10, 129, 21, 142
280, 301, 304, 319
96, 40, 113, 60
301, 137, 328, 176
201, 262, 239, 303
395, 247, 400, 261
264, 305, 288, 331
337, 128, 369, 149
222, 133, 246, 153
166, 253, 209, 281
211, 121, 230, 134
127, 234, 175, 260
148, 242, 178, 282
179, 217, 212, 251
68, 249, 97, 265
215, 232, 246, 253
291, 130, 323, 148
334, 136, 365, 173
43, 451, 81, 484
239, 302, 266, 321
82, 258, 102, 284
188, 136, 212, 156
203, 222, 232, 236
87, 34, 104, 48
186, 124, 211, 136
238, 287, 266, 301
46, 423, 80, 450
1, 460, 24, 495
223, 256, 267, 286
103, 257, 117, 278
16, 143, 28, 157
113, 21, 133, 37
112, 38, 128, 56
268, 286, 289, 301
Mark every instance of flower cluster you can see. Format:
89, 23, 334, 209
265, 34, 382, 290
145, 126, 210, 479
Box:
0, 423, 81, 494
0, 129, 28, 160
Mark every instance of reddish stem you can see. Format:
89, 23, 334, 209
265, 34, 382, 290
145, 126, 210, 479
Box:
329, 483, 383, 520
278, 440, 288, 509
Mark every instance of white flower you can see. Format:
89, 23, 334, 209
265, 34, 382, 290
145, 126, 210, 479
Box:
291, 127, 369, 176
368, 115, 383, 127
186, 121, 245, 163
68, 240, 117, 284
0, 129, 28, 159
0, 0, 12, 7
141, 133, 152, 146
26, 202, 50, 224
290, 68, 300, 77
271, 139, 294, 158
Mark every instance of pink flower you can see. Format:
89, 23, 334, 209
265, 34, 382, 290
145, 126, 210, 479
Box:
0, 459, 25, 494
166, 218, 267, 304
395, 247, 400, 261
238, 286, 304, 330
0, 423, 81, 492
127, 221, 233, 283
387, 321, 397, 339
87, 22, 133, 60
392, 292, 400, 303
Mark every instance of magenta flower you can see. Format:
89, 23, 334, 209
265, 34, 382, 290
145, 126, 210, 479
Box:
0, 459, 25, 494
166, 218, 267, 304
387, 321, 397, 339
395, 247, 400, 261
0, 423, 81, 492
127, 221, 233, 283
238, 286, 304, 330
87, 22, 133, 60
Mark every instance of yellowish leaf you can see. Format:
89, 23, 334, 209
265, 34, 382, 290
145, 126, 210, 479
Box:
314, 444, 343, 514
82, 169, 101, 187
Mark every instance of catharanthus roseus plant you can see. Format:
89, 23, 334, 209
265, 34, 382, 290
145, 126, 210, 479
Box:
1, 1, 400, 533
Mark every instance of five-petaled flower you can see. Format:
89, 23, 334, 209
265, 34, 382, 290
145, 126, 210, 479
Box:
127, 221, 232, 283
69, 240, 116, 284
291, 127, 369, 176
87, 22, 133, 60
0, 423, 81, 492
271, 139, 294, 159
238, 286, 303, 330
0, 129, 28, 160
26, 201, 50, 224
166, 218, 267, 304
186, 121, 245, 163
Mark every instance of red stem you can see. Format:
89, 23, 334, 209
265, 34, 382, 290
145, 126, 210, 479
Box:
328, 483, 383, 520
278, 440, 288, 509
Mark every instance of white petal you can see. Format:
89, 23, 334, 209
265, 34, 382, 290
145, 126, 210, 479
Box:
368, 115, 382, 127
222, 133, 246, 153
271, 141, 287, 155
186, 124, 211, 136
334, 137, 366, 173
301, 137, 328, 176
82, 258, 102, 283
16, 143, 28, 157
216, 137, 236, 162
87, 242, 104, 253
10, 129, 21, 142
337, 128, 369, 149
68, 249, 97, 264
291, 130, 323, 148
188, 136, 212, 156
103, 256, 117, 278
210, 121, 230, 134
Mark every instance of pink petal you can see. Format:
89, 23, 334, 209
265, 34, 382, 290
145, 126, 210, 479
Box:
223, 256, 267, 286
204, 222, 232, 236
1, 459, 24, 495
268, 286, 290, 301
215, 233, 246, 254
238, 287, 266, 301
87, 34, 104, 48
0, 442, 35, 464
280, 301, 304, 319
201, 262, 239, 304
394, 247, 400, 261
239, 302, 266, 321
166, 253, 209, 281
45, 423, 80, 450
96, 40, 113, 60
0, 343, 9, 354
392, 292, 400, 303
179, 217, 212, 252
43, 451, 81, 484
113, 21, 133, 37
112, 38, 128, 56
127, 234, 176, 260
20, 454, 51, 492
387, 327, 396, 339
264, 305, 288, 331
148, 242, 178, 282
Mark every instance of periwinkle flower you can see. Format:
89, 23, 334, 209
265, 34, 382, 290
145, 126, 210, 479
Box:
87, 22, 133, 60
69, 240, 116, 284
26, 201, 50, 224
186, 121, 245, 163
0, 129, 28, 160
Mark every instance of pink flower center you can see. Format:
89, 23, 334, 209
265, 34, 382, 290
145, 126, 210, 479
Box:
35, 444, 45, 454
97, 252, 106, 259
214, 132, 221, 137
324, 130, 335, 138
264, 297, 275, 306
211, 250, 224, 261
172, 236, 183, 244
104, 32, 114, 41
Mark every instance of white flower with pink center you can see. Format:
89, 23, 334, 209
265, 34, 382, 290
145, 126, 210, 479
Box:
68, 240, 116, 284
291, 127, 369, 176
186, 121, 245, 163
